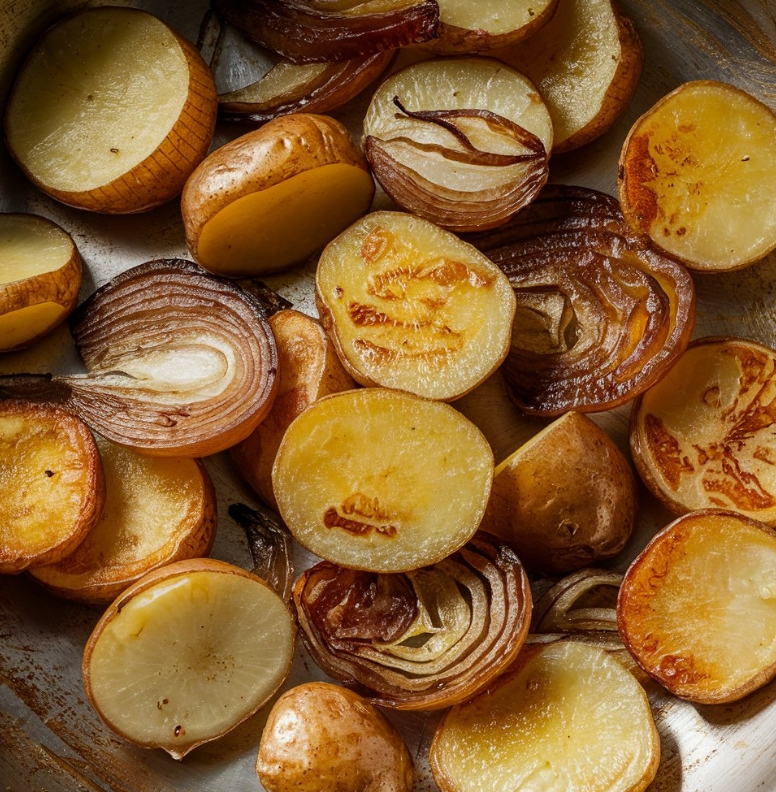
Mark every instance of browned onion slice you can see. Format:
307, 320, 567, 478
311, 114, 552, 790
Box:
213, 0, 440, 64
365, 101, 548, 233
465, 185, 696, 416
293, 533, 532, 710
218, 51, 394, 123
57, 259, 278, 457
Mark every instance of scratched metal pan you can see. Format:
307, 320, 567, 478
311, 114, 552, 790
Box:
1, 1, 776, 790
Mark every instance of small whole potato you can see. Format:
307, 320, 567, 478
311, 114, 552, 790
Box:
256, 682, 413, 792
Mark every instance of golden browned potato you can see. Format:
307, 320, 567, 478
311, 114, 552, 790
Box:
0, 400, 104, 574
501, 0, 643, 153
618, 80, 776, 271
30, 436, 217, 603
0, 213, 82, 352
257, 682, 413, 792
4, 6, 217, 214
231, 309, 355, 509
181, 113, 375, 277
482, 411, 638, 574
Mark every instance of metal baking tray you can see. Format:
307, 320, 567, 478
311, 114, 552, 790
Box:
2, 1, 776, 789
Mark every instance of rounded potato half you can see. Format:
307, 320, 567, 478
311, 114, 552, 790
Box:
483, 411, 638, 574
0, 401, 104, 574
0, 213, 82, 352
182, 113, 375, 277
272, 387, 494, 573
4, 7, 217, 214
257, 682, 413, 792
30, 436, 217, 603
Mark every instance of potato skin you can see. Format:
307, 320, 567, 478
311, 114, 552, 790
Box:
181, 113, 372, 264
483, 411, 638, 574
257, 682, 413, 792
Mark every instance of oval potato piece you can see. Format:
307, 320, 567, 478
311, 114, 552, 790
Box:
618, 509, 776, 703
182, 113, 375, 277
272, 387, 494, 573
30, 436, 217, 603
257, 682, 414, 792
483, 411, 638, 574
0, 401, 104, 574
231, 309, 356, 510
316, 211, 516, 402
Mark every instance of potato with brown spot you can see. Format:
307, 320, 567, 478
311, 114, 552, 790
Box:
257, 682, 413, 792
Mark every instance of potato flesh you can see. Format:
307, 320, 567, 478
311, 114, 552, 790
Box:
620, 81, 776, 270
618, 512, 776, 702
30, 438, 214, 600
86, 569, 295, 757
364, 57, 553, 154
438, 0, 552, 35
632, 339, 776, 520
272, 388, 493, 573
504, 0, 625, 150
316, 211, 516, 400
0, 214, 73, 282
5, 9, 189, 192
197, 163, 375, 276
0, 303, 69, 350
431, 642, 658, 792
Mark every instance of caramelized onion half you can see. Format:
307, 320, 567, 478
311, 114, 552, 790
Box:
293, 533, 532, 710
43, 259, 278, 457
466, 185, 696, 415
213, 0, 440, 64
218, 51, 394, 123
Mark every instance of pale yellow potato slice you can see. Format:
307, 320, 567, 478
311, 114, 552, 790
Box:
272, 388, 494, 573
0, 401, 104, 574
4, 7, 217, 214
82, 558, 296, 759
182, 113, 375, 276
431, 641, 660, 792
316, 211, 516, 401
30, 437, 217, 603
430, 0, 558, 53
502, 0, 643, 153
0, 213, 82, 351
618, 510, 776, 704
231, 309, 355, 510
618, 80, 776, 271
484, 411, 638, 574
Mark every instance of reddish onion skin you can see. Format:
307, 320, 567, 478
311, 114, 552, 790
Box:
213, 0, 440, 64
293, 532, 532, 710
465, 184, 696, 416
64, 259, 278, 457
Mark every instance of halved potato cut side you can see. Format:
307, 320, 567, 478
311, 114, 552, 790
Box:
316, 211, 516, 401
30, 437, 217, 603
618, 510, 776, 703
272, 388, 494, 573
430, 641, 659, 792
82, 558, 296, 759
502, 0, 643, 153
4, 7, 217, 214
618, 80, 776, 271
0, 213, 82, 351
630, 337, 776, 522
0, 401, 104, 574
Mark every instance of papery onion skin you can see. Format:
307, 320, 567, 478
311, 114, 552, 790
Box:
213, 0, 440, 64
63, 259, 278, 457
293, 532, 532, 710
365, 106, 549, 233
219, 51, 395, 124
465, 185, 696, 416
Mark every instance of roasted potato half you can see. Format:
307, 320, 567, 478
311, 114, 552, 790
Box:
0, 401, 104, 574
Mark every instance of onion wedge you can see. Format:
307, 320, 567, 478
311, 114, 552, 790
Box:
293, 533, 532, 710
0, 260, 278, 457
213, 0, 440, 64
466, 184, 696, 416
